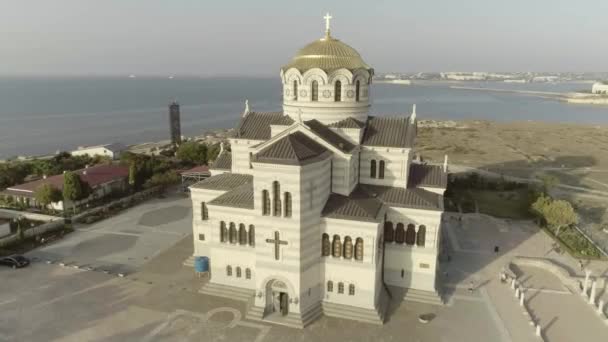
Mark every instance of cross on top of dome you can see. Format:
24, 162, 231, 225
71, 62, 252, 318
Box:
324, 13, 333, 38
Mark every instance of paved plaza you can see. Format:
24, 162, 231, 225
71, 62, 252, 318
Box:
1, 200, 607, 341
27, 194, 193, 274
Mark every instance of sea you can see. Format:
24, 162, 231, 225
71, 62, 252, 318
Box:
0, 77, 606, 159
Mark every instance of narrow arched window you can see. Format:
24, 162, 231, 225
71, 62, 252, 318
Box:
201, 202, 208, 220
249, 225, 255, 246
239, 223, 247, 245
312, 80, 319, 101
226, 265, 232, 276
327, 281, 333, 292
379, 160, 385, 179
229, 222, 237, 244
355, 238, 364, 261
384, 221, 394, 243
220, 221, 227, 243
334, 81, 342, 101
343, 236, 353, 259
417, 225, 426, 247
273, 181, 281, 217
406, 224, 416, 246
338, 282, 344, 294
294, 80, 298, 100
355, 80, 360, 102
236, 266, 242, 278
322, 233, 330, 256
370, 160, 377, 178
284, 192, 292, 218
395, 223, 405, 244
332, 235, 342, 258
262, 190, 270, 215
246, 268, 251, 279
349, 284, 355, 295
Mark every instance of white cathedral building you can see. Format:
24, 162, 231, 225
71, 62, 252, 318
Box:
190, 15, 447, 328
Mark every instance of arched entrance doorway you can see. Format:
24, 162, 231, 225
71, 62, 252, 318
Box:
265, 279, 289, 317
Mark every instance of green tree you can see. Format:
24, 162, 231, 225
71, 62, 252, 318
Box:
63, 171, 85, 214
207, 143, 222, 162
128, 162, 137, 189
144, 170, 180, 191
531, 195, 578, 237
34, 184, 62, 212
544, 199, 578, 236
176, 141, 208, 165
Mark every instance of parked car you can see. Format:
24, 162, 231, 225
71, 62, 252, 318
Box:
0, 255, 30, 269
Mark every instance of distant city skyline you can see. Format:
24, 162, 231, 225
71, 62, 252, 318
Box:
1, 0, 607, 76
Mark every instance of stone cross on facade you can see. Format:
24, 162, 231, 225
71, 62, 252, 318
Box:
266, 231, 288, 260
324, 13, 333, 36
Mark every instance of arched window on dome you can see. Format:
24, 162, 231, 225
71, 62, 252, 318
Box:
311, 81, 319, 102
379, 160, 385, 179
356, 80, 360, 102
293, 80, 298, 101
334, 81, 342, 102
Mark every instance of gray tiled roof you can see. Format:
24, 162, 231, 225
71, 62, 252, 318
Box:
322, 187, 384, 222
208, 183, 254, 209
211, 151, 231, 170
304, 119, 356, 152
190, 173, 252, 191
362, 116, 416, 148
408, 164, 448, 188
255, 131, 328, 166
328, 117, 365, 129
236, 112, 294, 140
360, 184, 442, 211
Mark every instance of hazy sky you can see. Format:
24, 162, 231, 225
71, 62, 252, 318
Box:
1, 0, 606, 76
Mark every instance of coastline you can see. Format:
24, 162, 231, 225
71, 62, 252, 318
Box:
449, 85, 608, 105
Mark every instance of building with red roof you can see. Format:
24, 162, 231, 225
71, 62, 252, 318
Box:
2, 163, 129, 211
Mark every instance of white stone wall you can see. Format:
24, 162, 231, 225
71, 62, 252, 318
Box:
229, 138, 260, 174
191, 188, 227, 258
320, 218, 383, 309
71, 146, 117, 159
383, 207, 442, 292
329, 127, 363, 145
360, 146, 412, 188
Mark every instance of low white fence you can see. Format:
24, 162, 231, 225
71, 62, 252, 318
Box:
0, 219, 65, 249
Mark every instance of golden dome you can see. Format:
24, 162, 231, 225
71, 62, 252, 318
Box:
282, 35, 372, 73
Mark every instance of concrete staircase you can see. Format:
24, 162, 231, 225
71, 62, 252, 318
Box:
245, 298, 322, 329
182, 255, 195, 267
322, 287, 390, 325
397, 287, 444, 306
198, 282, 254, 302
